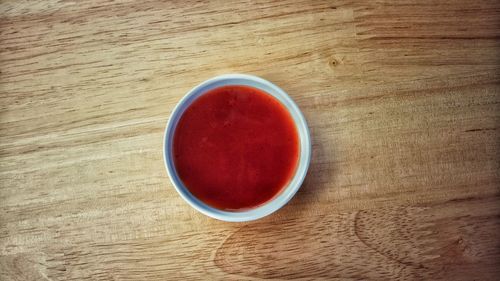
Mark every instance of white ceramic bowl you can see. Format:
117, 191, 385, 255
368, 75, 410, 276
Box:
163, 74, 311, 222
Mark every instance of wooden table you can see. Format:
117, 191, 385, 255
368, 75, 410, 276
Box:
1, 1, 499, 280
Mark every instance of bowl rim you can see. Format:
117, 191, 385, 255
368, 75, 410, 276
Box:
163, 73, 311, 222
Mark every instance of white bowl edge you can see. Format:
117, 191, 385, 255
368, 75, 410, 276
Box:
163, 74, 311, 222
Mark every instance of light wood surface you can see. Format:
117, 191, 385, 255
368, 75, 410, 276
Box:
1, 0, 499, 280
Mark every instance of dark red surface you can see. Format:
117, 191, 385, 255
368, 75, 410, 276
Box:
173, 85, 299, 210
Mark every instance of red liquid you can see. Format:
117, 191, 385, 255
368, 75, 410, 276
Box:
173, 85, 299, 210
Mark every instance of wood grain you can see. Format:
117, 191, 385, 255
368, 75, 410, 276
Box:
1, 0, 499, 280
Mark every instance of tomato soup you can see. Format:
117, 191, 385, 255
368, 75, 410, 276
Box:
173, 85, 299, 210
